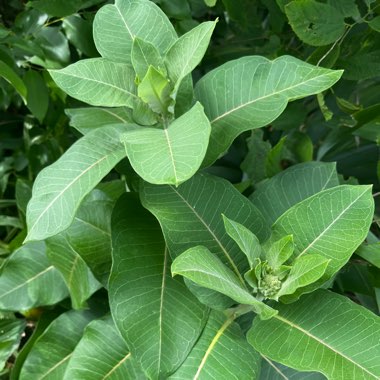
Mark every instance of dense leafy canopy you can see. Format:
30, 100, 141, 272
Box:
0, 0, 379, 379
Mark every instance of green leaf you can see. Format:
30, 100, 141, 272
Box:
165, 21, 216, 92
29, 0, 91, 17
49, 58, 137, 107
172, 246, 277, 319
63, 316, 146, 379
369, 16, 380, 32
356, 242, 380, 268
0, 319, 26, 371
138, 66, 171, 114
327, 0, 360, 18
19, 310, 97, 380
0, 242, 68, 311
285, 0, 345, 46
24, 70, 49, 122
141, 173, 270, 280
265, 234, 294, 270
250, 162, 340, 225
109, 193, 209, 379
195, 56, 343, 165
248, 290, 380, 379
93, 0, 177, 63
122, 102, 210, 186
131, 37, 165, 80
170, 310, 260, 379
277, 254, 330, 298
272, 185, 374, 301
25, 124, 131, 242
0, 60, 27, 103
204, 0, 217, 6
66, 107, 133, 135
46, 234, 101, 309
222, 215, 261, 268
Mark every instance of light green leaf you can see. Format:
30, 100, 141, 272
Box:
0, 60, 27, 102
356, 242, 380, 268
109, 194, 209, 380
204, 0, 217, 6
165, 21, 216, 92
49, 58, 137, 107
265, 235, 294, 270
20, 310, 97, 380
131, 37, 165, 80
138, 66, 171, 114
248, 290, 380, 379
277, 254, 329, 298
327, 0, 360, 19
25, 124, 131, 242
273, 185, 374, 301
93, 0, 177, 63
141, 173, 270, 281
0, 319, 26, 371
56, 189, 114, 286
172, 246, 277, 319
170, 310, 260, 379
123, 102, 210, 186
285, 0, 345, 46
46, 235, 101, 309
250, 161, 340, 225
0, 242, 68, 311
195, 56, 343, 165
66, 107, 133, 135
63, 316, 146, 380
222, 215, 261, 268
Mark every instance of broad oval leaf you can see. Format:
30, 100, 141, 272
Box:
141, 173, 270, 278
250, 161, 339, 225
195, 56, 343, 165
172, 246, 277, 319
25, 124, 132, 242
63, 316, 146, 379
170, 310, 260, 379
109, 193, 209, 380
285, 0, 345, 47
19, 310, 97, 380
248, 290, 380, 380
123, 102, 210, 186
49, 58, 137, 107
272, 185, 374, 301
0, 242, 68, 311
0, 319, 26, 371
93, 0, 177, 63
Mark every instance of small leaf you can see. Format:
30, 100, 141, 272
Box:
222, 214, 261, 268
248, 290, 380, 379
0, 319, 26, 371
123, 102, 210, 186
277, 254, 330, 298
172, 246, 277, 319
93, 0, 177, 63
24, 70, 49, 122
369, 16, 380, 32
0, 242, 68, 311
49, 58, 138, 107
138, 65, 171, 114
132, 37, 165, 80
165, 20, 216, 92
285, 0, 345, 46
265, 234, 294, 270
25, 124, 131, 242
0, 60, 27, 102
170, 310, 260, 379
63, 316, 145, 379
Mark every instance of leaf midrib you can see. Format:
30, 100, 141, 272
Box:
274, 314, 378, 378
